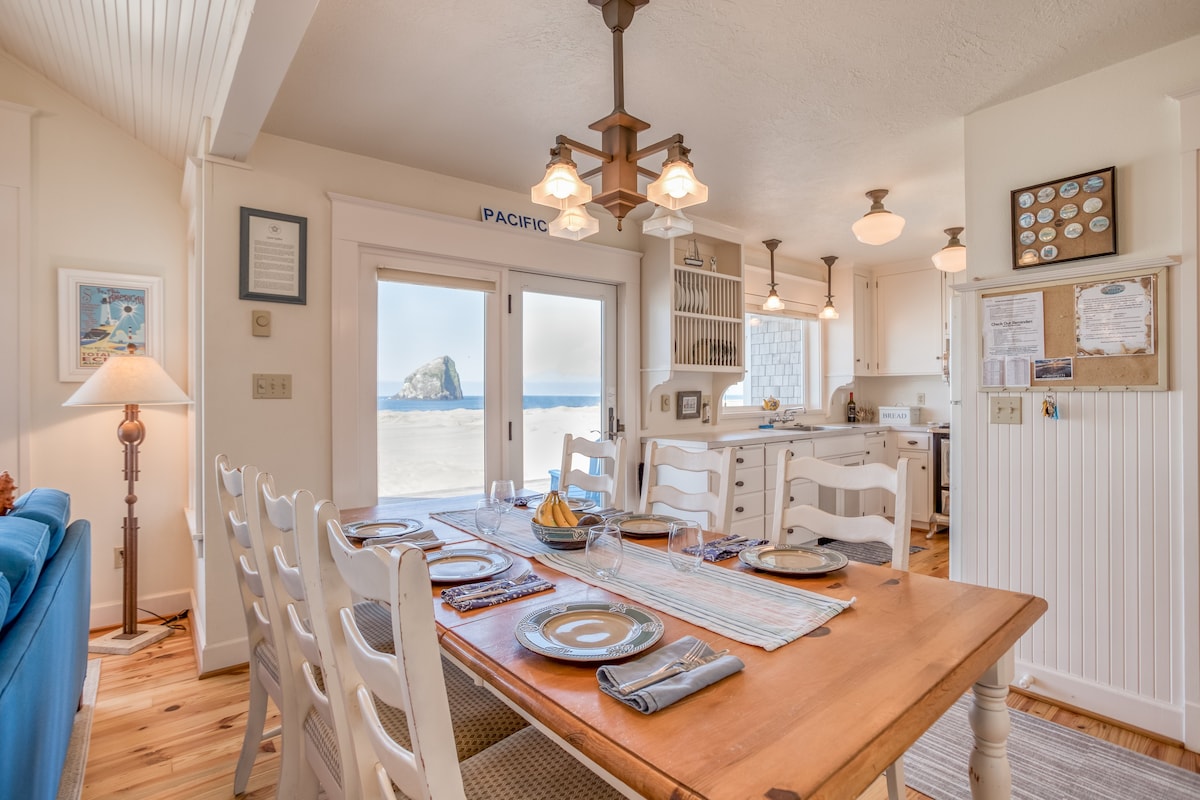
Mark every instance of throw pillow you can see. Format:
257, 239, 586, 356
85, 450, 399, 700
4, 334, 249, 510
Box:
8, 489, 71, 559
0, 517, 51, 628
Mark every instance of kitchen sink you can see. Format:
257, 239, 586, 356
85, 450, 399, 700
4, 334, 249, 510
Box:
789, 424, 851, 431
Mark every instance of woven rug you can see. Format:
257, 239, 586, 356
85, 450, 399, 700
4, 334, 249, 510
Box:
817, 539, 925, 565
56, 658, 101, 800
905, 694, 1200, 799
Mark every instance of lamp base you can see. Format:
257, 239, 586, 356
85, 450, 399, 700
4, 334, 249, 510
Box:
88, 624, 172, 655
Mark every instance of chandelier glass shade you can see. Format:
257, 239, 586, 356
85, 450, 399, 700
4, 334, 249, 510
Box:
641, 204, 693, 238
532, 0, 708, 241
932, 226, 967, 272
818, 255, 839, 320
549, 204, 601, 240
851, 189, 906, 245
761, 238, 785, 311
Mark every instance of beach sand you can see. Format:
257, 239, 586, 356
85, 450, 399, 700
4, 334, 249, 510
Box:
378, 405, 601, 498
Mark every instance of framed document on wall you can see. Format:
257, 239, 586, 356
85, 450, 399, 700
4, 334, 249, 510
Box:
239, 207, 307, 304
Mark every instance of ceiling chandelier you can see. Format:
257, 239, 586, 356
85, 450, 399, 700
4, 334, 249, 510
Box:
819, 256, 839, 320
530, 0, 708, 241
762, 239, 784, 311
932, 226, 967, 272
851, 189, 905, 245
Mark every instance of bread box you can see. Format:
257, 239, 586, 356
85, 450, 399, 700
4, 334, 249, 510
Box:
879, 406, 922, 425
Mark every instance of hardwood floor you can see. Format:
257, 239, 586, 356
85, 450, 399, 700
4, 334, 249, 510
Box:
82, 529, 1197, 799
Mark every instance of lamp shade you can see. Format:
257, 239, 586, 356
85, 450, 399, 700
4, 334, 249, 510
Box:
819, 301, 840, 320
646, 159, 708, 210
548, 204, 600, 241
932, 227, 967, 272
762, 291, 784, 311
851, 189, 905, 245
642, 205, 693, 239
63, 354, 190, 407
531, 161, 592, 209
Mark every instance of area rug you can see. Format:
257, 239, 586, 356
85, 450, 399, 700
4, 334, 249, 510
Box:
904, 694, 1200, 800
56, 659, 101, 800
816, 539, 925, 565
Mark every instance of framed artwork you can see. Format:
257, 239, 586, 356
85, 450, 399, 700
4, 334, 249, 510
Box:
1011, 166, 1117, 269
58, 268, 164, 382
239, 206, 307, 304
676, 390, 701, 420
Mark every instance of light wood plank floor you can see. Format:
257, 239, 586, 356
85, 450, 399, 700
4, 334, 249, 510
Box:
82, 529, 1198, 799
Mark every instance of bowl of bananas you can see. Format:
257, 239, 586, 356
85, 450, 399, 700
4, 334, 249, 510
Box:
530, 491, 604, 550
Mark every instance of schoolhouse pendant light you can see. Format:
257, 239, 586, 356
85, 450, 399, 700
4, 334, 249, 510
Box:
851, 189, 906, 245
531, 0, 708, 241
819, 255, 839, 320
932, 226, 967, 272
548, 204, 601, 240
641, 204, 694, 239
762, 239, 785, 311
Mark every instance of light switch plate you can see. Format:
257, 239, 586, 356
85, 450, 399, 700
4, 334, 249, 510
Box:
990, 396, 1022, 424
252, 309, 272, 337
253, 373, 292, 399
660, 394, 670, 412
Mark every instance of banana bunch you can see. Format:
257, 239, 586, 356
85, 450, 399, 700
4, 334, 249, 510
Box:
534, 491, 579, 527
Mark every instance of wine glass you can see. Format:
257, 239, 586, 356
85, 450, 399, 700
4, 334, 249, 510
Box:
586, 524, 623, 581
474, 498, 503, 537
667, 520, 705, 574
489, 479, 517, 513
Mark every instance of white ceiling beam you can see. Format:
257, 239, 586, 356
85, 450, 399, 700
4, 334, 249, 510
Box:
207, 0, 319, 161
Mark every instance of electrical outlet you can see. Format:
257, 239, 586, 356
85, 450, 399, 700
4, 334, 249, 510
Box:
660, 394, 670, 412
990, 396, 1022, 424
113, 547, 124, 569
916, 392, 926, 405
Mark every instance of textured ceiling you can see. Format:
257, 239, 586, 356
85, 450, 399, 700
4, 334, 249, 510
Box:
3, 1, 1200, 270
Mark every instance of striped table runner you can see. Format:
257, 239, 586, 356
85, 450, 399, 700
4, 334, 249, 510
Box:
430, 508, 551, 558
536, 543, 854, 651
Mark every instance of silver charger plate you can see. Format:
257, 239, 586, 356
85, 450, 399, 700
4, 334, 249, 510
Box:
612, 513, 682, 538
738, 544, 849, 576
426, 549, 513, 582
565, 497, 596, 512
514, 601, 664, 662
343, 518, 423, 540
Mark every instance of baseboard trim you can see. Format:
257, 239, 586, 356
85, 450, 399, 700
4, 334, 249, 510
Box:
88, 589, 191, 630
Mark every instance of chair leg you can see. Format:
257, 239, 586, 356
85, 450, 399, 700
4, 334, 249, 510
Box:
234, 668, 270, 795
884, 757, 906, 800
273, 696, 312, 799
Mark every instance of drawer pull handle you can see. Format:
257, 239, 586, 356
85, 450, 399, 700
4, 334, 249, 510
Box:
907, 440, 918, 445
736, 457, 744, 464
735, 506, 745, 513
735, 480, 744, 487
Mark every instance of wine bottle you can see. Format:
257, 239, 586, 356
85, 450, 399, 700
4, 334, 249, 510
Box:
847, 392, 857, 423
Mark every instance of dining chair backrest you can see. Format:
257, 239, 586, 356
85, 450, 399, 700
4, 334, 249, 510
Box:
770, 454, 912, 571
559, 434, 625, 508
638, 442, 736, 534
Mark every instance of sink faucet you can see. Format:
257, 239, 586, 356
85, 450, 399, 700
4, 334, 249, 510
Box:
767, 408, 802, 425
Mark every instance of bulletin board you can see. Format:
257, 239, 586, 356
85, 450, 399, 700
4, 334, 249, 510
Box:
978, 266, 1167, 391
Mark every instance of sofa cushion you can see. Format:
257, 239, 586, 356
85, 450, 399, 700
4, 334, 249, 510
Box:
9, 489, 71, 559
0, 573, 9, 629
0, 517, 51, 627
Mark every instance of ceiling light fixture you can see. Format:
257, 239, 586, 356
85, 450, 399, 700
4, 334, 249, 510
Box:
819, 256, 840, 320
932, 226, 967, 272
851, 189, 906, 245
641, 204, 694, 239
762, 239, 784, 311
531, 0, 708, 241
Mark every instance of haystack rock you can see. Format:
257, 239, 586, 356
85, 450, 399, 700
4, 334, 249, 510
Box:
393, 355, 463, 400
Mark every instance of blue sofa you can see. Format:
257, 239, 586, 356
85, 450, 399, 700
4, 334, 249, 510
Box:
0, 489, 91, 800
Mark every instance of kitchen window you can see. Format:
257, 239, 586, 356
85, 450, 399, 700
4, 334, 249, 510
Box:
723, 311, 823, 412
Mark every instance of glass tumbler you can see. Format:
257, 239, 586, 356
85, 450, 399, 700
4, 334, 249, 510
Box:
586, 524, 623, 580
668, 520, 705, 573
474, 498, 503, 537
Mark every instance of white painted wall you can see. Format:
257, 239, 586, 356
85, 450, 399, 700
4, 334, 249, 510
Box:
0, 53, 193, 629
959, 35, 1200, 743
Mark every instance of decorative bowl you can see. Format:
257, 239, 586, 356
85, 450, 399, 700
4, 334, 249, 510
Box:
530, 520, 590, 550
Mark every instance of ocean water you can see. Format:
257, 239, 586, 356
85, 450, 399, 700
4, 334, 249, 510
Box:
377, 395, 600, 411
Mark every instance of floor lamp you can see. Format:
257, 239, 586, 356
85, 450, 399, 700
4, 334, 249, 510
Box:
64, 352, 190, 655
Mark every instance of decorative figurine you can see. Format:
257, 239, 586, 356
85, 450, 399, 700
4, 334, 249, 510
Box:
0, 471, 15, 515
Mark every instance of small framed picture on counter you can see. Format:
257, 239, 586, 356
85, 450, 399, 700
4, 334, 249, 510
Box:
676, 390, 701, 420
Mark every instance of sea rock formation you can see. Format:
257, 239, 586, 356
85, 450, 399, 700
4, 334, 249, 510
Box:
393, 355, 463, 400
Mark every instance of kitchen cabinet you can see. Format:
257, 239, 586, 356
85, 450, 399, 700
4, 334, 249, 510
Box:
729, 444, 766, 538
765, 439, 817, 542
853, 272, 875, 376
861, 430, 887, 517
874, 269, 944, 376
892, 431, 931, 529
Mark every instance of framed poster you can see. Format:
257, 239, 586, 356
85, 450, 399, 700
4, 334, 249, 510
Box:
58, 268, 164, 381
239, 207, 307, 304
1010, 166, 1117, 269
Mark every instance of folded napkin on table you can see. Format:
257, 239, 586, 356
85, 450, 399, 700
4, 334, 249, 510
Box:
684, 535, 769, 562
356, 529, 442, 550
440, 575, 554, 611
596, 636, 744, 714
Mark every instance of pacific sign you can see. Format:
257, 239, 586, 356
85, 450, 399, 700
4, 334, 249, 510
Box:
480, 206, 550, 234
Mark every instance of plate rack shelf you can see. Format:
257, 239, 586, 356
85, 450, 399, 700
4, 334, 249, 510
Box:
672, 265, 743, 371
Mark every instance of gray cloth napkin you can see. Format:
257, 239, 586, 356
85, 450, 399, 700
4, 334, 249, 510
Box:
439, 575, 554, 611
596, 636, 744, 714
685, 535, 768, 562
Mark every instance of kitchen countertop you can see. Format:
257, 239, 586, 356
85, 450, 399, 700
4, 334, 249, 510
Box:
641, 423, 931, 449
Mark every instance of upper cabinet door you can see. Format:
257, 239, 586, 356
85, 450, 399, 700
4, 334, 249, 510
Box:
875, 269, 943, 376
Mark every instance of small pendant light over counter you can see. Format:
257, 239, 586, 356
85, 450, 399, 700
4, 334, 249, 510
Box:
819, 255, 839, 320
851, 189, 905, 245
932, 226, 967, 272
762, 238, 784, 311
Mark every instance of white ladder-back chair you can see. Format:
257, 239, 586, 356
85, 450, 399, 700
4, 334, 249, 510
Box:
558, 434, 626, 509
769, 453, 912, 800
335, 540, 626, 800
639, 442, 736, 534
214, 456, 298, 797
299, 503, 530, 800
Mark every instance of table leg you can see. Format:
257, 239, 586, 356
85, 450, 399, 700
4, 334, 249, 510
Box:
968, 649, 1014, 799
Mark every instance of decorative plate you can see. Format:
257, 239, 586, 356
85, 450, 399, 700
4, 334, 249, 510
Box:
565, 497, 596, 513
1041, 244, 1059, 260
426, 549, 513, 583
514, 601, 664, 662
1019, 230, 1036, 245
1020, 248, 1040, 265
1037, 186, 1057, 203
1036, 208, 1054, 224
612, 513, 682, 538
1018, 212, 1035, 228
1064, 223, 1084, 239
1089, 216, 1110, 232
1083, 176, 1105, 193
343, 518, 423, 540
1038, 227, 1056, 242
1082, 197, 1103, 214
1059, 203, 1078, 219
738, 544, 849, 576
1017, 191, 1035, 208
1059, 181, 1080, 198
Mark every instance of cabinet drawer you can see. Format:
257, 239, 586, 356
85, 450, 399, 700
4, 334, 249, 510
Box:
731, 444, 764, 468
814, 433, 866, 458
730, 516, 765, 539
730, 492, 765, 520
765, 439, 814, 467
733, 467, 765, 495
894, 432, 931, 451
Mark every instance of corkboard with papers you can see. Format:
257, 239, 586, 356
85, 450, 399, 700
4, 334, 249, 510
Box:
979, 266, 1166, 391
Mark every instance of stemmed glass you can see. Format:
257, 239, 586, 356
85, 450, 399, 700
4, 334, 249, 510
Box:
668, 520, 705, 574
489, 479, 517, 512
586, 524, 623, 581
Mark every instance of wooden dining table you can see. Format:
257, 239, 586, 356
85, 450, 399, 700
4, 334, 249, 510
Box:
344, 498, 1047, 800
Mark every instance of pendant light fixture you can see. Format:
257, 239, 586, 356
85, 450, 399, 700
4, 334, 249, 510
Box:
762, 239, 784, 311
932, 226, 967, 272
530, 0, 708, 241
819, 256, 839, 320
851, 189, 906, 245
